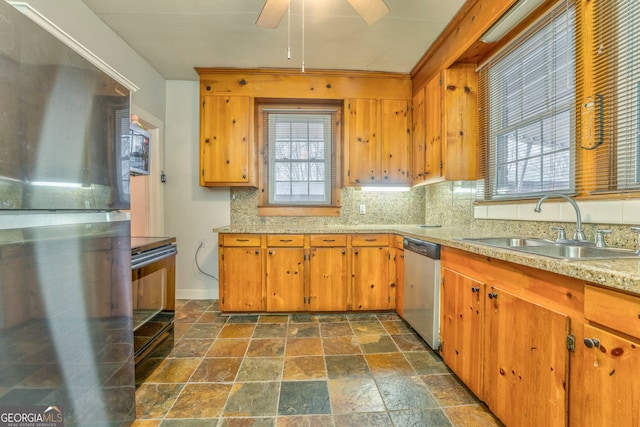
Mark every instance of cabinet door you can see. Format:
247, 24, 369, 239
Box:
582, 324, 640, 427
346, 99, 379, 185
352, 246, 390, 310
380, 99, 410, 185
308, 247, 348, 311
440, 268, 483, 398
220, 247, 263, 312
266, 247, 305, 312
425, 74, 442, 181
412, 88, 427, 184
200, 95, 252, 186
395, 248, 404, 316
484, 286, 569, 427
442, 64, 478, 181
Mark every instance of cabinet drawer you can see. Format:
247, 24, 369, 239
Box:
585, 284, 640, 339
266, 234, 304, 247
310, 234, 347, 247
222, 234, 261, 247
351, 234, 390, 247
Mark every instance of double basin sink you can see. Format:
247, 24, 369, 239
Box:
460, 237, 639, 261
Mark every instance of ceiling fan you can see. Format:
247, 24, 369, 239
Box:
256, 0, 390, 28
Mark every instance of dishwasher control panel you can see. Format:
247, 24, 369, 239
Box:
403, 237, 440, 259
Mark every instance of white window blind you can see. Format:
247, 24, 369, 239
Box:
478, 1, 576, 200
584, 0, 640, 193
266, 112, 334, 205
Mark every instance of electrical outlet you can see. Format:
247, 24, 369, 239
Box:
199, 238, 205, 248
359, 204, 366, 214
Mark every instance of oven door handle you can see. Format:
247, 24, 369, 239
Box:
131, 246, 178, 270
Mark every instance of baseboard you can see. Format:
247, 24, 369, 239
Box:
176, 288, 219, 300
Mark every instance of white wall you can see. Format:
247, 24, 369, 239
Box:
165, 81, 231, 299
24, 0, 166, 121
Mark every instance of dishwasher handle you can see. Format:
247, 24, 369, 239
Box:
403, 237, 440, 260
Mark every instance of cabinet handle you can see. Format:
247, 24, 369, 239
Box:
237, 239, 249, 242
323, 239, 335, 242
488, 292, 498, 299
365, 238, 377, 242
471, 287, 480, 293
279, 239, 293, 242
584, 338, 601, 349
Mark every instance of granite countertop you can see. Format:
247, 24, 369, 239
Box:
214, 224, 640, 295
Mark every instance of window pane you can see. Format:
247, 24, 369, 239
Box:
480, 2, 575, 200
267, 112, 333, 205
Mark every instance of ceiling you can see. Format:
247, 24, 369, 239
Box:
80, 0, 466, 81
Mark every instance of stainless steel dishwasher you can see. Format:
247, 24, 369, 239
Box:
403, 237, 441, 350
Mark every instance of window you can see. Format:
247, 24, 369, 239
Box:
583, 0, 640, 193
478, 1, 576, 200
257, 102, 341, 216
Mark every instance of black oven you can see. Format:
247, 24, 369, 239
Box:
131, 238, 177, 371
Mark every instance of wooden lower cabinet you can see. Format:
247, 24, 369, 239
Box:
266, 247, 305, 311
581, 324, 640, 427
441, 246, 584, 427
484, 285, 569, 427
220, 246, 263, 311
582, 284, 640, 427
351, 246, 390, 310
219, 233, 391, 313
308, 246, 348, 311
440, 267, 483, 398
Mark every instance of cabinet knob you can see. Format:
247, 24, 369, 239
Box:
255, 250, 259, 255
268, 250, 274, 255
488, 292, 498, 299
584, 338, 601, 348
471, 286, 480, 293
354, 250, 359, 255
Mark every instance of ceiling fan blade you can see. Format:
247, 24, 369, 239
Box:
256, 0, 290, 29
347, 0, 389, 25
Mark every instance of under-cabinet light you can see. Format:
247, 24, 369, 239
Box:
481, 0, 545, 43
361, 186, 411, 192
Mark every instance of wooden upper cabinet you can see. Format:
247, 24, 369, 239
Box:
425, 75, 443, 181
442, 64, 478, 181
200, 95, 255, 187
413, 63, 478, 185
380, 99, 411, 185
346, 98, 379, 185
411, 88, 426, 184
346, 99, 411, 187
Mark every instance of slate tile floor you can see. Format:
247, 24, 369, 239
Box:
133, 300, 503, 426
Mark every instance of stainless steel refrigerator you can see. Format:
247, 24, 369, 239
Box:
0, 1, 135, 425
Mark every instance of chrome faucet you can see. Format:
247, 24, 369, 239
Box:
534, 193, 587, 241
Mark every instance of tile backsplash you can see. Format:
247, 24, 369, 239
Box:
230, 186, 426, 226
230, 181, 640, 250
